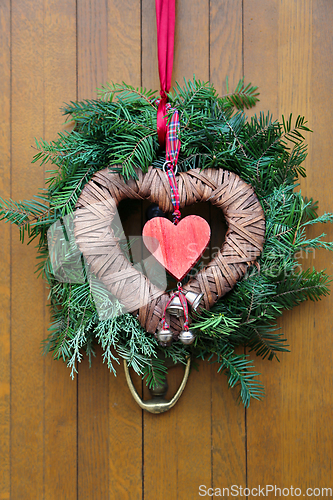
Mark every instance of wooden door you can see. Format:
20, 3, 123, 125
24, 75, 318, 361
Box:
1, 1, 332, 498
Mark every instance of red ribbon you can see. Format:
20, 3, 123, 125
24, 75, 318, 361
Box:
161, 284, 189, 333
155, 0, 176, 147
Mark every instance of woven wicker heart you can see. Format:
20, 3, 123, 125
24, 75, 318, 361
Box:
74, 167, 265, 335
142, 215, 211, 281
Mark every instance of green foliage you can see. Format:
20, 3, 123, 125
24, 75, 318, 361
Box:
0, 77, 332, 407
142, 358, 168, 389
222, 77, 260, 110
214, 349, 265, 408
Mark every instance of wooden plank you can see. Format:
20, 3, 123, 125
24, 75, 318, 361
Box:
277, 0, 312, 127
0, 1, 11, 498
141, 0, 159, 91
277, 0, 333, 488
243, 0, 282, 489
10, 1, 46, 497
210, 0, 243, 96
244, 0, 279, 115
274, 2, 314, 489
211, 371, 247, 492
243, 0, 292, 487
142, 2, 212, 498
143, 361, 212, 500
172, 360, 212, 500
108, 0, 142, 87
210, 1, 247, 492
108, 366, 143, 500
173, 0, 209, 87
78, 350, 110, 499
77, 1, 110, 497
108, 189, 143, 500
245, 0, 333, 491
6, 2, 78, 497
78, 0, 108, 99
107, 3, 143, 497
77, 1, 143, 498
42, 1, 78, 498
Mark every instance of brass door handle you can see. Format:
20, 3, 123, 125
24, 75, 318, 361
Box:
124, 357, 191, 414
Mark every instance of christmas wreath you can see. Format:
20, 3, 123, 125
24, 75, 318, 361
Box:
1, 78, 333, 407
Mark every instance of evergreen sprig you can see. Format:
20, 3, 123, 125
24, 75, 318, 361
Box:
0, 77, 332, 406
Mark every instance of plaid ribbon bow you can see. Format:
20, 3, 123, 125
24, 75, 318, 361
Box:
157, 101, 181, 224
165, 104, 180, 166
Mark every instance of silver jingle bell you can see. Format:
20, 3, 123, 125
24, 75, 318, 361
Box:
179, 329, 196, 345
184, 291, 204, 311
166, 291, 204, 316
157, 327, 173, 345
166, 296, 184, 317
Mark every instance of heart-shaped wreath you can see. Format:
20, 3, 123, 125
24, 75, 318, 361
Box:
74, 167, 265, 336
1, 78, 333, 406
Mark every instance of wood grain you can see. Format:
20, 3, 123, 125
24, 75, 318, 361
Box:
245, 0, 333, 492
10, 0, 46, 497
210, 1, 247, 492
43, 1, 78, 498
142, 2, 213, 498
278, 0, 333, 488
243, 1, 283, 490
77, 1, 143, 499
210, 0, 243, 95
173, 0, 209, 86
78, 0, 108, 100
106, 2, 143, 497
0, 1, 11, 498
212, 352, 247, 490
275, 3, 315, 490
143, 360, 213, 500
9, 1, 78, 498
77, 1, 111, 498
244, 0, 279, 115
142, 0, 160, 91
111, 197, 143, 500
108, 0, 141, 87
77, 350, 110, 499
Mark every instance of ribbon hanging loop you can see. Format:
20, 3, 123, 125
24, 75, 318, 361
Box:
155, 0, 176, 147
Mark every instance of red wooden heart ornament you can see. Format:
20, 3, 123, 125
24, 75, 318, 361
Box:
142, 215, 211, 281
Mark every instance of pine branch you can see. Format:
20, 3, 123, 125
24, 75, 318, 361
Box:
192, 310, 241, 337
246, 325, 289, 361
221, 77, 260, 110
273, 269, 331, 308
302, 213, 333, 226
97, 82, 157, 107
143, 358, 168, 389
282, 114, 312, 145
213, 348, 265, 407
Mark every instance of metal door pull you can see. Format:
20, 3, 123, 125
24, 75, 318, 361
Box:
124, 357, 191, 414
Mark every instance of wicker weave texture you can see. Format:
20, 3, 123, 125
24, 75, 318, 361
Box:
74, 167, 265, 335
